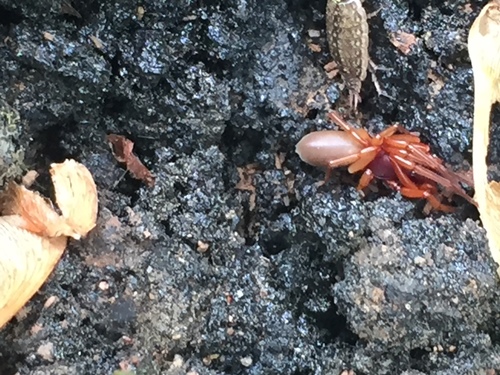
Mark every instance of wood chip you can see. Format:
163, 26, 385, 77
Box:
22, 170, 39, 187
197, 240, 209, 253
308, 43, 322, 53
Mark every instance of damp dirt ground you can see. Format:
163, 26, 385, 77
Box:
1, 1, 500, 374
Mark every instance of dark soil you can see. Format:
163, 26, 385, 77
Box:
1, 0, 500, 374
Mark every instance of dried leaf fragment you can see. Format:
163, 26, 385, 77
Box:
468, 0, 500, 273
89, 35, 104, 50
390, 31, 417, 55
43, 32, 55, 42
427, 69, 445, 98
60, 0, 82, 18
0, 160, 98, 240
50, 159, 98, 237
1, 183, 80, 239
0, 159, 98, 329
0, 221, 67, 329
107, 134, 155, 187
235, 164, 259, 211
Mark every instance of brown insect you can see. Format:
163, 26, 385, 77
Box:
295, 111, 476, 213
325, 0, 370, 109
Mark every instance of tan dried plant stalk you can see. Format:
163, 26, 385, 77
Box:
468, 0, 500, 273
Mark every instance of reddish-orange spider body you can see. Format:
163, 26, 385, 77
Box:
296, 111, 475, 213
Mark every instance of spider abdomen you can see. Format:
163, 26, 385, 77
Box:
296, 130, 363, 168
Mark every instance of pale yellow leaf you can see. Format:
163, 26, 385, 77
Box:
468, 0, 500, 273
50, 159, 98, 238
0, 219, 66, 329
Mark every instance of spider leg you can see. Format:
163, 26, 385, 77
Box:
377, 125, 399, 138
407, 146, 457, 178
406, 145, 474, 189
324, 153, 363, 183
387, 124, 421, 136
324, 146, 379, 185
407, 142, 431, 153
377, 123, 421, 141
357, 169, 375, 191
384, 135, 422, 148
347, 146, 378, 173
392, 153, 476, 205
386, 165, 454, 213
327, 112, 372, 146
389, 156, 420, 190
392, 154, 454, 189
399, 187, 455, 213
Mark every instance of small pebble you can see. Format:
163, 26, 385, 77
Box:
172, 354, 184, 367
414, 256, 426, 266
240, 356, 253, 367
308, 29, 320, 38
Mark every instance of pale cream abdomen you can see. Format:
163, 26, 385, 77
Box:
295, 130, 363, 167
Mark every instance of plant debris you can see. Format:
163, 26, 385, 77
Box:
0, 160, 98, 329
468, 0, 500, 273
235, 163, 259, 211
390, 31, 417, 55
106, 134, 155, 187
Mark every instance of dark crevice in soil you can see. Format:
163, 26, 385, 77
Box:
29, 122, 75, 168
235, 200, 257, 246
183, 49, 230, 80
219, 121, 266, 166
311, 303, 359, 345
0, 349, 24, 375
109, 50, 122, 79
0, 5, 23, 26
409, 347, 431, 372
59, 0, 101, 27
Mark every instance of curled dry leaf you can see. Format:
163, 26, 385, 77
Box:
468, 0, 500, 273
0, 159, 98, 329
1, 183, 81, 239
107, 134, 155, 187
50, 159, 98, 237
389, 31, 417, 55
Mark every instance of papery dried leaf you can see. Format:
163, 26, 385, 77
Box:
107, 134, 155, 187
389, 31, 417, 55
0, 159, 98, 329
50, 159, 98, 237
60, 0, 82, 18
469, 0, 500, 273
0, 219, 67, 329
0, 183, 81, 239
22, 170, 39, 187
480, 182, 500, 270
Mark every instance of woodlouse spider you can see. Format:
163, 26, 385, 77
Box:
296, 111, 476, 213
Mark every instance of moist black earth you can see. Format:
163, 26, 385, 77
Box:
1, 1, 500, 375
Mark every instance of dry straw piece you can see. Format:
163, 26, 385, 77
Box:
0, 159, 98, 329
468, 0, 500, 273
